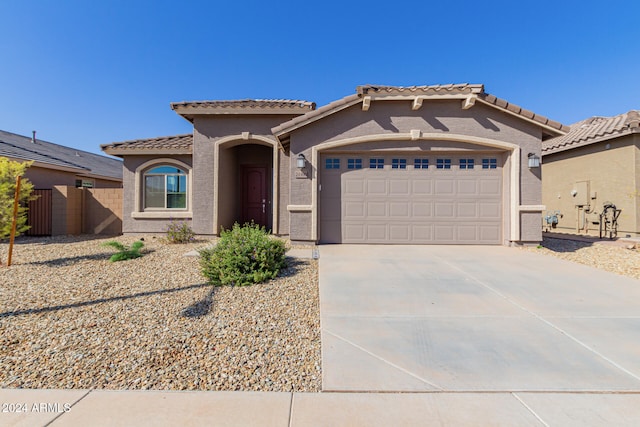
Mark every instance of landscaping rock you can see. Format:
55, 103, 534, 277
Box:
0, 235, 321, 392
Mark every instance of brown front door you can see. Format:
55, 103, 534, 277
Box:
241, 166, 268, 227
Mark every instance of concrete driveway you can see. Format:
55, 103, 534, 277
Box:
319, 245, 640, 393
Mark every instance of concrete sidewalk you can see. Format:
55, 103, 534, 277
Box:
3, 388, 640, 426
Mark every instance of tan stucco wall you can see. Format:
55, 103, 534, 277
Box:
192, 115, 297, 235
542, 134, 639, 237
288, 100, 544, 244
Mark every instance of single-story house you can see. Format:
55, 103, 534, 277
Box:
102, 84, 569, 245
1, 129, 123, 236
0, 129, 123, 189
542, 110, 640, 237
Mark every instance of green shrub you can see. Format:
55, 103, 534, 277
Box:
199, 222, 286, 286
102, 240, 144, 262
166, 219, 195, 243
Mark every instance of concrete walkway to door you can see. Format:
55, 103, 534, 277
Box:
319, 244, 640, 421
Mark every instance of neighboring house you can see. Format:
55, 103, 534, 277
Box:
102, 84, 568, 245
0, 129, 123, 189
542, 111, 640, 237
0, 129, 123, 236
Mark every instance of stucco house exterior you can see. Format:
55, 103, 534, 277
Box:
542, 110, 640, 237
102, 84, 568, 245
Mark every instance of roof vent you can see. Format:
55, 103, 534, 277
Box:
32, 130, 36, 143
75, 151, 81, 157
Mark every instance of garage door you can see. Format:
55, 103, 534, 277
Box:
319, 153, 503, 244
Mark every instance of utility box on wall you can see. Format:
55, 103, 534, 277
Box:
573, 181, 590, 207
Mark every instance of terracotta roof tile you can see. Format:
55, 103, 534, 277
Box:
357, 83, 484, 96
171, 99, 315, 110
101, 134, 192, 154
542, 110, 640, 155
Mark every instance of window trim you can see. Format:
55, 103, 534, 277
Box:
369, 158, 384, 169
436, 158, 452, 170
391, 158, 407, 169
132, 158, 192, 219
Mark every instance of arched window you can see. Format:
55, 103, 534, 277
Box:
144, 165, 187, 209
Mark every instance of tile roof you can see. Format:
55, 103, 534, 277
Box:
0, 130, 122, 180
357, 83, 484, 96
543, 110, 640, 155
273, 84, 568, 137
101, 134, 193, 155
171, 99, 315, 121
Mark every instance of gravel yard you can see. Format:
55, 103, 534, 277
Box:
0, 235, 321, 392
522, 236, 640, 280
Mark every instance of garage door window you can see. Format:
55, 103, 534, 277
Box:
347, 158, 362, 169
325, 158, 340, 169
370, 158, 384, 169
391, 158, 407, 169
482, 158, 497, 169
414, 158, 429, 169
436, 159, 451, 169
460, 159, 475, 169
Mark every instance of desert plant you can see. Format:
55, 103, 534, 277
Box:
166, 219, 195, 243
0, 158, 37, 240
199, 222, 286, 286
102, 240, 145, 262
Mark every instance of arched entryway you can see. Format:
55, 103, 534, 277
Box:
214, 137, 277, 234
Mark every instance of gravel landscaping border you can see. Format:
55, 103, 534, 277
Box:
0, 235, 321, 392
521, 236, 640, 280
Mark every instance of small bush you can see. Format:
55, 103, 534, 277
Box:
166, 219, 195, 244
199, 222, 286, 286
102, 240, 144, 262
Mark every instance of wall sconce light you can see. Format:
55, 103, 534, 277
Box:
528, 153, 540, 168
297, 153, 307, 169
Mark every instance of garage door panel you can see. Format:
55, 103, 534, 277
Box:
367, 180, 387, 195
389, 179, 410, 195
480, 178, 501, 195
344, 201, 365, 219
367, 224, 387, 240
344, 223, 365, 241
457, 226, 478, 241
389, 202, 410, 217
434, 179, 455, 195
344, 179, 365, 196
412, 225, 433, 241
457, 202, 477, 218
367, 201, 387, 217
389, 224, 410, 241
434, 202, 455, 218
412, 180, 433, 195
434, 225, 455, 241
320, 153, 503, 244
412, 202, 433, 218
457, 180, 477, 195
479, 202, 501, 219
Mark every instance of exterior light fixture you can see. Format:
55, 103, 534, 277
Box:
527, 153, 540, 168
297, 154, 307, 169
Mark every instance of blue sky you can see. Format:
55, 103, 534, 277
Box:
1, 0, 639, 155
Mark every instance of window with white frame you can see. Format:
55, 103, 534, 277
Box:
370, 158, 384, 169
347, 158, 362, 169
414, 158, 429, 169
482, 158, 498, 169
459, 158, 475, 169
436, 158, 451, 169
144, 165, 187, 209
391, 158, 407, 169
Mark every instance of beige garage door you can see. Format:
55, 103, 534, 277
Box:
319, 153, 503, 244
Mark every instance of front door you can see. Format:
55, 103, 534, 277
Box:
241, 166, 268, 228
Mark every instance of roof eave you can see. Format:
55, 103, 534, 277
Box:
542, 128, 638, 157
101, 147, 193, 156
